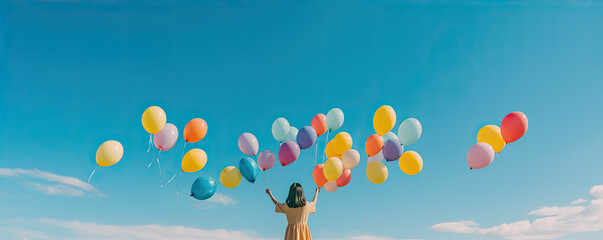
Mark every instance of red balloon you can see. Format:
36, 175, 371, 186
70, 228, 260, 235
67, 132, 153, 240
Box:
336, 169, 352, 187
313, 164, 327, 187
501, 111, 528, 143
312, 114, 328, 136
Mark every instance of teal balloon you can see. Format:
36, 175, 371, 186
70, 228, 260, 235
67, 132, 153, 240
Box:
239, 157, 259, 183
398, 118, 422, 146
382, 132, 399, 143
326, 108, 344, 131
285, 126, 298, 142
271, 117, 290, 143
191, 176, 216, 200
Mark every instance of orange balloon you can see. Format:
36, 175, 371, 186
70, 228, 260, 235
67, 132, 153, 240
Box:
183, 118, 208, 143
365, 134, 383, 157
312, 114, 328, 136
313, 164, 327, 187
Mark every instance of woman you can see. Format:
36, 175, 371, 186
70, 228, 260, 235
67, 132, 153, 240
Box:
266, 183, 320, 240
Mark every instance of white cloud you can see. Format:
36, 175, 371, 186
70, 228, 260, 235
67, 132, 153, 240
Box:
431, 184, 603, 240
0, 168, 107, 197
1, 218, 276, 240
319, 236, 423, 240
571, 198, 586, 204
192, 193, 238, 209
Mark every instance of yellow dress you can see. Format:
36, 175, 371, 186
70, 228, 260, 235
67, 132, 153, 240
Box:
275, 201, 316, 240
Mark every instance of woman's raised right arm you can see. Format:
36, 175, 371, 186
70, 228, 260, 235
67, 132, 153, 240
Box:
266, 189, 279, 204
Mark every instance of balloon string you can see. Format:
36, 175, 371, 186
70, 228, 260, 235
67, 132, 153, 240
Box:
148, 147, 157, 168
264, 171, 267, 189
147, 134, 152, 153
314, 140, 318, 166
323, 130, 330, 163
87, 167, 98, 183
180, 142, 187, 161
164, 171, 180, 186
156, 152, 164, 176
176, 171, 183, 204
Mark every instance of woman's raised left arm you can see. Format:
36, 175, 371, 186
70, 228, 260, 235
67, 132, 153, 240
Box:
266, 189, 279, 204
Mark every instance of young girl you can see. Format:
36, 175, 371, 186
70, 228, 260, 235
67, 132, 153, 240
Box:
266, 183, 320, 240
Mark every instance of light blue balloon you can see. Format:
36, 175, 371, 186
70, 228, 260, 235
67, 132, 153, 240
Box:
326, 108, 344, 131
398, 118, 422, 146
191, 176, 216, 200
285, 126, 298, 142
271, 117, 290, 143
239, 157, 259, 183
382, 132, 399, 143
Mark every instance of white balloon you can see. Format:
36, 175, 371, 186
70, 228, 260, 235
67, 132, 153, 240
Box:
382, 132, 399, 143
342, 149, 360, 169
367, 150, 383, 164
324, 181, 338, 192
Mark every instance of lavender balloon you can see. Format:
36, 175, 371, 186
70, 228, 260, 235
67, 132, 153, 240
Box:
154, 123, 178, 151
238, 133, 259, 156
296, 126, 317, 149
257, 150, 276, 171
467, 142, 495, 169
382, 139, 404, 161
278, 141, 300, 166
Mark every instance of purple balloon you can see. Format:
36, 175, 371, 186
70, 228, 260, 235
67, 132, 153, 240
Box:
467, 142, 495, 169
296, 126, 317, 150
278, 141, 300, 166
382, 139, 404, 161
154, 123, 178, 151
238, 133, 259, 156
257, 150, 276, 171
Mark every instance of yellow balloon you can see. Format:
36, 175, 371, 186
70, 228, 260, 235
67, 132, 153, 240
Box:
332, 132, 353, 155
142, 106, 167, 134
325, 140, 340, 158
96, 140, 124, 167
181, 148, 207, 173
220, 166, 241, 188
323, 157, 343, 181
477, 125, 505, 153
399, 151, 423, 175
373, 105, 396, 136
366, 161, 388, 184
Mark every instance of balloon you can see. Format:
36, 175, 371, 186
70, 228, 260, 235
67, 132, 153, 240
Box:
285, 126, 298, 142
312, 164, 327, 187
332, 132, 353, 155
366, 161, 388, 184
154, 123, 178, 151
272, 117, 290, 143
190, 176, 216, 200
257, 150, 276, 171
342, 149, 360, 169
312, 114, 328, 136
477, 125, 505, 153
323, 157, 343, 181
367, 150, 383, 164
220, 166, 241, 188
296, 126, 317, 149
239, 157, 259, 183
181, 148, 207, 173
326, 108, 344, 131
238, 133, 259, 156
398, 118, 422, 146
501, 111, 528, 143
96, 140, 124, 167
365, 134, 384, 157
183, 118, 208, 143
278, 141, 301, 166
142, 106, 166, 134
382, 132, 399, 144
325, 140, 340, 158
399, 151, 423, 175
382, 139, 404, 161
467, 142, 495, 169
373, 105, 396, 136
324, 181, 338, 192
336, 169, 352, 187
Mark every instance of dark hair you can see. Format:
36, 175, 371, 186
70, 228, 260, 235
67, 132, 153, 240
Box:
286, 183, 307, 208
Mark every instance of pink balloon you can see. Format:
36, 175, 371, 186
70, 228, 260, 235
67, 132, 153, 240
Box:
467, 142, 495, 169
257, 150, 276, 171
154, 123, 178, 151
336, 169, 352, 187
278, 141, 300, 166
238, 133, 259, 156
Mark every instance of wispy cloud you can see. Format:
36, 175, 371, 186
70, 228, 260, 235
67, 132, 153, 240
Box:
0, 168, 107, 197
192, 193, 238, 209
1, 218, 276, 240
571, 198, 586, 204
319, 236, 423, 240
431, 184, 603, 239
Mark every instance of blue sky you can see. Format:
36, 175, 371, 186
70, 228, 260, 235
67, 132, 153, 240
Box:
1, 1, 603, 240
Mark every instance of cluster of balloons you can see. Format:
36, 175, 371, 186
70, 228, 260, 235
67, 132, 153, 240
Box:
365, 105, 424, 184
467, 111, 528, 169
